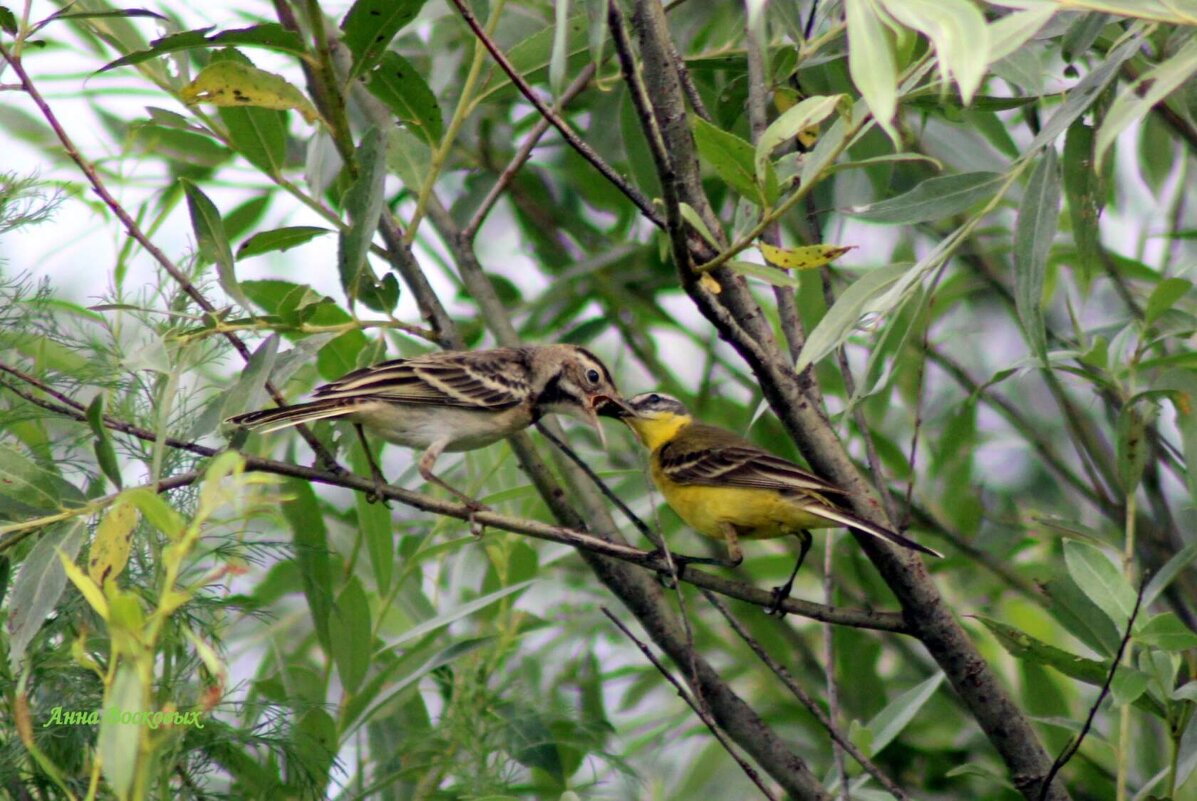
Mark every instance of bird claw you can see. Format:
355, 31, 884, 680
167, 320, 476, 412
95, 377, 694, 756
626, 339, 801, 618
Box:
365, 475, 392, 508
766, 582, 793, 617
464, 499, 490, 537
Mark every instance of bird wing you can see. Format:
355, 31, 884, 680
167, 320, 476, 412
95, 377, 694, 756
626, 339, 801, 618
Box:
311, 348, 530, 409
657, 424, 846, 496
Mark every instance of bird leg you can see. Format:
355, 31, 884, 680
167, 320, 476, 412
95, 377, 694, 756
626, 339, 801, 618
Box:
418, 441, 490, 536
768, 529, 813, 616
355, 424, 391, 508
720, 522, 745, 568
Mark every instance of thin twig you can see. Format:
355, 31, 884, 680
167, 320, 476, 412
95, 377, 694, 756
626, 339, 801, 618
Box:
462, 62, 598, 242
702, 590, 911, 801
601, 607, 781, 801
823, 537, 850, 801
447, 0, 663, 229
1038, 579, 1147, 801
534, 422, 663, 551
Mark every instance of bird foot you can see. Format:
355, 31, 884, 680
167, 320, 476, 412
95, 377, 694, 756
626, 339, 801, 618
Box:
365, 474, 392, 508
766, 582, 794, 617
464, 499, 490, 537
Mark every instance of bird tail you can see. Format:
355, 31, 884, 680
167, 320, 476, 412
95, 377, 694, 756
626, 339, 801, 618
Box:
809, 505, 943, 558
226, 397, 362, 433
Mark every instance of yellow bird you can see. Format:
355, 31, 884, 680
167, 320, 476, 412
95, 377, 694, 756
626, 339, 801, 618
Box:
602, 392, 941, 607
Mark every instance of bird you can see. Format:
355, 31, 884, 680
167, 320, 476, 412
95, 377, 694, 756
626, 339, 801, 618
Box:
226, 345, 628, 511
600, 392, 941, 611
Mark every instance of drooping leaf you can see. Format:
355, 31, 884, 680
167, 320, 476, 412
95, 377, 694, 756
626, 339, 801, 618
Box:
181, 59, 320, 124
341, 0, 428, 78
331, 577, 373, 693
236, 226, 331, 260
759, 242, 853, 270
795, 263, 912, 372
99, 24, 306, 73
87, 501, 138, 587
7, 521, 85, 670
1096, 35, 1197, 170
1063, 540, 1137, 630
849, 172, 1005, 225
845, 0, 899, 141
691, 117, 770, 205
365, 52, 443, 144
1014, 149, 1061, 362
338, 127, 399, 313
181, 179, 249, 309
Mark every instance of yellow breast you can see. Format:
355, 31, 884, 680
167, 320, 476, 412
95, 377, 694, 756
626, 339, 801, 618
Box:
650, 460, 828, 541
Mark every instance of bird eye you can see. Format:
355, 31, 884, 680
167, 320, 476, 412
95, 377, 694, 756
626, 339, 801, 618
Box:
648, 394, 661, 404
586, 369, 601, 384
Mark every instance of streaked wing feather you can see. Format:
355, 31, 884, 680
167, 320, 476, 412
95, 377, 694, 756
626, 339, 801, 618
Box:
660, 438, 844, 495
311, 349, 530, 409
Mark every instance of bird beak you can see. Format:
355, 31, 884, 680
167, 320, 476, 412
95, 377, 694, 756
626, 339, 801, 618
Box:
593, 394, 633, 420
587, 394, 630, 448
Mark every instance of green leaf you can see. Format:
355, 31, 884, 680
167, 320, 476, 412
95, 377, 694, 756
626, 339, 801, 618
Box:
377, 580, 535, 654
497, 701, 564, 783
181, 179, 249, 310
98, 24, 306, 73
1115, 401, 1153, 494
1154, 370, 1197, 507
988, 5, 1056, 62
210, 52, 287, 177
1014, 149, 1061, 362
1030, 31, 1144, 151
282, 477, 333, 652
1063, 540, 1137, 630
1062, 121, 1102, 285
1145, 277, 1192, 325
978, 616, 1109, 684
866, 672, 945, 756
845, 0, 898, 141
727, 260, 801, 289
386, 127, 431, 190
1109, 667, 1150, 707
1136, 613, 1197, 651
795, 263, 912, 372
0, 443, 83, 513
338, 127, 399, 313
365, 52, 443, 145
754, 94, 844, 181
1143, 538, 1197, 608
294, 708, 337, 793
677, 202, 721, 249
236, 226, 331, 260
122, 488, 185, 539
341, 0, 428, 78
691, 117, 767, 205
1096, 35, 1197, 171
477, 14, 590, 104
550, 0, 571, 97
849, 172, 1004, 225
98, 662, 144, 800
6, 521, 85, 670
877, 0, 989, 103
331, 577, 373, 693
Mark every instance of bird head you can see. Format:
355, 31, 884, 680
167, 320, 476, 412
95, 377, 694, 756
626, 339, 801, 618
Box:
531, 345, 629, 446
599, 392, 692, 450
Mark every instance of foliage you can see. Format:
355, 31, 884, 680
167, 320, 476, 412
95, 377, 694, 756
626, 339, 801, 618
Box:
1, 1, 1197, 800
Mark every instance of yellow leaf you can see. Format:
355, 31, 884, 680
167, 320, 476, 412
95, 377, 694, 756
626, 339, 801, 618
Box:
181, 61, 320, 124
89, 502, 138, 586
759, 242, 854, 270
60, 550, 109, 620
699, 272, 722, 294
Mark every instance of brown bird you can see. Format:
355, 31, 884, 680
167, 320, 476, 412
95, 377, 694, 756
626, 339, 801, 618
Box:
227, 345, 626, 507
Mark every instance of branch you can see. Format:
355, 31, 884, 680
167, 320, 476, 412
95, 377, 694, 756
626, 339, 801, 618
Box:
447, 0, 663, 229
615, 5, 1071, 800
703, 590, 910, 801
602, 608, 781, 801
